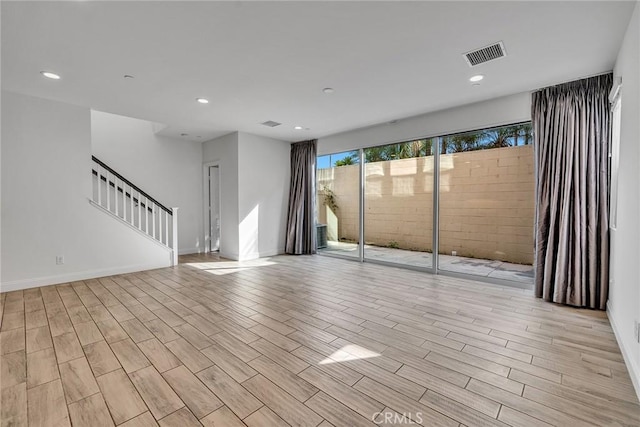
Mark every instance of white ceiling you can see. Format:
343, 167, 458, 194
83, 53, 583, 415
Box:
1, 1, 635, 142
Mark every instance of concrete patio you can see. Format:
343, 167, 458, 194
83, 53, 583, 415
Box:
320, 241, 534, 284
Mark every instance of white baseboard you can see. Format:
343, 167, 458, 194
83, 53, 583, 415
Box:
178, 248, 200, 255
0, 261, 171, 292
258, 249, 283, 258
220, 251, 239, 261
236, 249, 283, 261
607, 300, 640, 401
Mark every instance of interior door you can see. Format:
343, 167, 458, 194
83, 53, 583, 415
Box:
209, 166, 220, 252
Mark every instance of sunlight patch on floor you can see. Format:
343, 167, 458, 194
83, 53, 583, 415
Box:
183, 258, 278, 275
319, 344, 380, 365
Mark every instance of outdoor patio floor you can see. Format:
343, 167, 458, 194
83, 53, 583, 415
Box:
320, 241, 534, 285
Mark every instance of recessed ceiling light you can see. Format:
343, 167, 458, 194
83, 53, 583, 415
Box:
469, 75, 484, 83
40, 71, 61, 80
196, 98, 209, 104
322, 88, 334, 94
294, 126, 304, 130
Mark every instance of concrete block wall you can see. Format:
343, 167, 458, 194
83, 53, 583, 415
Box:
317, 145, 534, 264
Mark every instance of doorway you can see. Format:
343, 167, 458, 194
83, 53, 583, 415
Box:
207, 165, 220, 252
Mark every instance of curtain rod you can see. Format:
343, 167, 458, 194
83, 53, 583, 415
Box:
532, 70, 614, 93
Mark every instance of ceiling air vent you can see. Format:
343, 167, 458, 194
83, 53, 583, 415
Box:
463, 41, 506, 67
261, 120, 281, 127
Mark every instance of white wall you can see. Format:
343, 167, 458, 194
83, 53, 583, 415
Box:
203, 132, 240, 260
91, 111, 203, 254
609, 1, 640, 398
202, 131, 290, 261
238, 132, 290, 259
318, 92, 531, 155
1, 92, 172, 291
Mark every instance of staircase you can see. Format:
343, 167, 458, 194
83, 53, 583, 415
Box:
90, 156, 178, 266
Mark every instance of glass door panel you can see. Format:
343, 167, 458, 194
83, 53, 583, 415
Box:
363, 139, 435, 269
316, 151, 360, 258
437, 124, 534, 284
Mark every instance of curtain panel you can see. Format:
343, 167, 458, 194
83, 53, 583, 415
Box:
532, 73, 612, 309
285, 139, 317, 255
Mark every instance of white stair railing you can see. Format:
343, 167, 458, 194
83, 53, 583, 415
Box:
91, 156, 178, 265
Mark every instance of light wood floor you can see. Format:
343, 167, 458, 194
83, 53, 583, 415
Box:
1, 254, 639, 427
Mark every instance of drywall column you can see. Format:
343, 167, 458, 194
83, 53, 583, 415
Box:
203, 132, 240, 260
609, 1, 640, 399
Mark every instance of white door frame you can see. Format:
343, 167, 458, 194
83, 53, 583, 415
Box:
203, 161, 221, 253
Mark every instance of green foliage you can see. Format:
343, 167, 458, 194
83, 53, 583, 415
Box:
326, 123, 533, 165
321, 186, 339, 212
334, 155, 357, 166
387, 241, 400, 249
441, 122, 532, 154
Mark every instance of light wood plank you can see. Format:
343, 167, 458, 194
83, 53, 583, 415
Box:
25, 325, 53, 353
244, 406, 291, 427
68, 392, 115, 427
299, 366, 384, 420
110, 338, 151, 373
96, 318, 129, 343
25, 310, 47, 330
84, 340, 121, 376
27, 379, 70, 427
397, 364, 501, 417
248, 324, 300, 352
52, 331, 84, 363
121, 319, 155, 343
165, 338, 213, 373
27, 347, 59, 388
211, 331, 261, 362
0, 350, 26, 389
119, 412, 159, 427
1, 382, 27, 427
196, 364, 262, 419
158, 407, 201, 427
130, 366, 184, 420
137, 338, 181, 373
498, 406, 553, 427
250, 338, 309, 374
97, 369, 148, 425
200, 342, 258, 383
162, 365, 222, 419
59, 357, 100, 403
172, 323, 213, 350
305, 391, 375, 427
74, 321, 104, 345
0, 328, 25, 355
145, 319, 180, 343
243, 374, 323, 427
249, 355, 318, 402
354, 376, 458, 427
200, 406, 246, 427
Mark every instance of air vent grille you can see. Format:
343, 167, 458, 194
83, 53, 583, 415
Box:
261, 120, 281, 127
463, 42, 506, 67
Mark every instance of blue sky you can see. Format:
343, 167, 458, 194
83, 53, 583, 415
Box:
317, 151, 353, 169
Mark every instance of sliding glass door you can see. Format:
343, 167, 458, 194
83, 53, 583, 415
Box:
316, 151, 360, 259
316, 122, 534, 285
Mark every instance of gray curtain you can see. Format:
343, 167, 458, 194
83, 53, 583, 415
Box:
285, 140, 317, 255
532, 74, 612, 309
